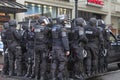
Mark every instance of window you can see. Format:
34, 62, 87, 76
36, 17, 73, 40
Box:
58, 8, 72, 19
25, 2, 72, 19
43, 5, 57, 18
25, 3, 42, 15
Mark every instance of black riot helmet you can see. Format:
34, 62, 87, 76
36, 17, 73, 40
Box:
9, 19, 17, 27
3, 22, 9, 29
38, 16, 50, 25
89, 18, 97, 26
56, 14, 68, 25
75, 17, 86, 27
97, 19, 106, 28
22, 24, 29, 30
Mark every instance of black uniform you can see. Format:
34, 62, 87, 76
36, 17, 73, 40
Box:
51, 23, 70, 80
24, 29, 35, 77
6, 20, 22, 76
20, 25, 28, 75
1, 23, 9, 75
70, 18, 88, 79
34, 22, 50, 80
84, 18, 104, 76
97, 20, 110, 72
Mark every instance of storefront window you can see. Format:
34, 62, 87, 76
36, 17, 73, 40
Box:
43, 5, 57, 18
58, 8, 72, 19
25, 3, 72, 19
26, 3, 42, 15
26, 3, 32, 14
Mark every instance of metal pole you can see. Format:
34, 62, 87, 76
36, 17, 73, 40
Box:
75, 0, 78, 18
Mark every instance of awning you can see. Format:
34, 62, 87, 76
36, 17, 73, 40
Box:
0, 0, 27, 13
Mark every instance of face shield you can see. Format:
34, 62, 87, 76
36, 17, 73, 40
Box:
43, 18, 50, 25
57, 15, 68, 24
97, 19, 105, 25
97, 19, 106, 28
83, 20, 87, 26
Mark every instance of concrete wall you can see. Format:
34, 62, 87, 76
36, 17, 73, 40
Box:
111, 16, 119, 29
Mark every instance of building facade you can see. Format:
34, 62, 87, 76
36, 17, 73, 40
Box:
0, 0, 27, 31
16, 0, 120, 35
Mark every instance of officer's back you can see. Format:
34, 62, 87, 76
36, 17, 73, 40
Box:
6, 20, 21, 45
85, 20, 100, 45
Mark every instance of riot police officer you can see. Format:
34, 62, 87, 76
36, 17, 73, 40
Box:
24, 26, 35, 77
34, 16, 50, 80
6, 19, 22, 76
51, 15, 70, 80
70, 18, 88, 79
1, 22, 9, 75
84, 18, 104, 76
97, 19, 109, 72
21, 24, 30, 75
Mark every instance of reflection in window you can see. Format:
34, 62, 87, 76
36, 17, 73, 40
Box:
58, 8, 72, 19
25, 3, 71, 19
43, 6, 57, 18
26, 3, 42, 15
38, 5, 42, 14
26, 3, 32, 14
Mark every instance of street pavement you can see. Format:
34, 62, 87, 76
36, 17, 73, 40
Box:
88, 70, 120, 80
0, 62, 120, 80
87, 62, 120, 80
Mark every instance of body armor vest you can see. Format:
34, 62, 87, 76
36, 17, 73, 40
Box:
27, 31, 34, 41
34, 25, 45, 40
52, 25, 61, 39
6, 27, 16, 41
85, 27, 98, 42
34, 25, 48, 45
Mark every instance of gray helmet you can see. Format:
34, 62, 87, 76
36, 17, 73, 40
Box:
75, 18, 86, 26
56, 14, 68, 24
89, 18, 97, 26
9, 19, 17, 27
38, 16, 50, 25
3, 22, 9, 29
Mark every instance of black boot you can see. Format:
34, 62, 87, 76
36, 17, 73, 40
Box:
40, 76, 44, 80
35, 76, 40, 80
29, 74, 35, 79
51, 77, 56, 80
24, 73, 30, 78
75, 75, 85, 80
